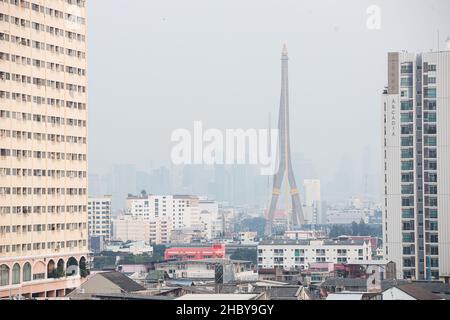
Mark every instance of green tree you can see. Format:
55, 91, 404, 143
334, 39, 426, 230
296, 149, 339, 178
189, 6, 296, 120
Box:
230, 249, 257, 264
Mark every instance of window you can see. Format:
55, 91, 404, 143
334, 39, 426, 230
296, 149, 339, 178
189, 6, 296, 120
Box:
12, 263, 20, 285
0, 264, 9, 286
22, 263, 31, 282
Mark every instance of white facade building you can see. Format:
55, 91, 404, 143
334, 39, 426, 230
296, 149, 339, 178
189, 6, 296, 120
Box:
88, 196, 112, 242
124, 195, 220, 244
198, 200, 222, 239
382, 51, 450, 282
111, 215, 150, 244
258, 239, 372, 270
326, 208, 370, 224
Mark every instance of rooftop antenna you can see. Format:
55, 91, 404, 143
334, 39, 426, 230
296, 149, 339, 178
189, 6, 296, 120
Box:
437, 30, 440, 52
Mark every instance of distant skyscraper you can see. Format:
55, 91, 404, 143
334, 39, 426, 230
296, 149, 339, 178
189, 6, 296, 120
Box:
112, 164, 136, 210
0, 0, 88, 298
303, 179, 321, 207
266, 45, 305, 235
382, 50, 450, 282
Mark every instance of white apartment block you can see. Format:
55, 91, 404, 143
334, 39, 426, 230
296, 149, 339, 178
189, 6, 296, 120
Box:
198, 200, 222, 239
382, 50, 450, 282
0, 0, 88, 298
258, 239, 372, 270
111, 215, 151, 244
88, 196, 112, 242
125, 195, 203, 244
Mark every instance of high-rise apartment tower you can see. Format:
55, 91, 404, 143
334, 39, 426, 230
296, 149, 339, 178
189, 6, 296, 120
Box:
382, 50, 450, 282
0, 0, 88, 298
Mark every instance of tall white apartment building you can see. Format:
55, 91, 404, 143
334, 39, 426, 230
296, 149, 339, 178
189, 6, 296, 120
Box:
0, 0, 88, 298
258, 239, 372, 270
125, 195, 201, 244
382, 50, 450, 282
88, 196, 112, 242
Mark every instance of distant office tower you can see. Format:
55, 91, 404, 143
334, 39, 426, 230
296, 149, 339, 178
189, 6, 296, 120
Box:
88, 196, 112, 242
111, 164, 136, 210
302, 179, 322, 225
266, 45, 305, 235
0, 0, 88, 298
303, 179, 321, 207
382, 50, 450, 282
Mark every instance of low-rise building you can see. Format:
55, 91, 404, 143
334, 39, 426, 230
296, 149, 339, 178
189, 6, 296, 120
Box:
155, 258, 253, 281
258, 239, 372, 271
238, 232, 258, 244
104, 241, 153, 255
164, 244, 226, 261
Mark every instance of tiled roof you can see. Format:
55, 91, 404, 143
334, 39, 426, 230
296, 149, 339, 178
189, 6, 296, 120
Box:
101, 271, 146, 293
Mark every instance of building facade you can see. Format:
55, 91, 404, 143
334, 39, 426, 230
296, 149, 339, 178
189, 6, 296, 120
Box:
258, 239, 372, 270
164, 244, 226, 261
111, 215, 151, 244
382, 51, 450, 282
0, 0, 88, 298
124, 195, 220, 244
88, 196, 112, 242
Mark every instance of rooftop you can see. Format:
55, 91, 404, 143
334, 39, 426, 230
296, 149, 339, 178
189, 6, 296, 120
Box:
259, 239, 369, 246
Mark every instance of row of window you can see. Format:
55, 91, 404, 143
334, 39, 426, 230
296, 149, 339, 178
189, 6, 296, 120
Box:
0, 148, 86, 161
0, 110, 86, 127
1, 52, 86, 78
0, 240, 87, 254
0, 32, 86, 59
0, 168, 86, 178
0, 130, 86, 146
0, 205, 87, 214
3, 0, 86, 23
0, 70, 86, 93
0, 187, 87, 196
0, 222, 87, 234
0, 91, 85, 107
0, 110, 86, 128
0, 13, 86, 43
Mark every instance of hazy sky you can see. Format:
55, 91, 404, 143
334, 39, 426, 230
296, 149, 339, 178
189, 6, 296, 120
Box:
87, 0, 450, 185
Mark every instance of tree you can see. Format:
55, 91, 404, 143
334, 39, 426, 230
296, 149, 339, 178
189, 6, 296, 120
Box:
140, 189, 147, 197
351, 221, 359, 236
230, 249, 257, 264
237, 218, 266, 238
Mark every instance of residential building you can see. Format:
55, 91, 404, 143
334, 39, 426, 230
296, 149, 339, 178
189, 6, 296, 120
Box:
88, 196, 112, 242
111, 215, 150, 244
382, 50, 450, 281
125, 194, 218, 244
0, 0, 88, 298
155, 258, 253, 281
164, 244, 226, 261
104, 241, 153, 255
257, 239, 372, 270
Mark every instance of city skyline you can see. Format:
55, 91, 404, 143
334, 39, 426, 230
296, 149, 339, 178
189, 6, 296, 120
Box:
88, 0, 450, 192
2, 0, 450, 303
